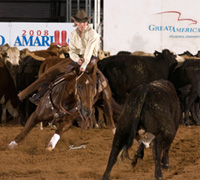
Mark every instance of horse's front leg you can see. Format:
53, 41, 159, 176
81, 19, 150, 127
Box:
90, 107, 99, 128
8, 112, 40, 149
96, 106, 107, 128
46, 116, 75, 151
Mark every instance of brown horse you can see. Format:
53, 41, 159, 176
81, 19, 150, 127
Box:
8, 60, 117, 150
37, 57, 120, 130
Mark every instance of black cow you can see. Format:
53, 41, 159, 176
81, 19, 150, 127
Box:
169, 59, 200, 126
116, 51, 131, 55
195, 51, 200, 57
178, 51, 195, 57
0, 60, 19, 123
101, 79, 180, 180
16, 56, 42, 125
98, 49, 183, 105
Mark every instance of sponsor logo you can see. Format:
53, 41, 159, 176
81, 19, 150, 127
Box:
14, 30, 69, 47
0, 35, 5, 45
153, 11, 197, 25
149, 25, 200, 33
149, 11, 200, 39
0, 30, 69, 47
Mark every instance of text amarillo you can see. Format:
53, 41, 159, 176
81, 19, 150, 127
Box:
14, 35, 54, 46
149, 24, 200, 33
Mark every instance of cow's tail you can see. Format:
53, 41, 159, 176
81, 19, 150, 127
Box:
111, 97, 123, 123
119, 85, 149, 161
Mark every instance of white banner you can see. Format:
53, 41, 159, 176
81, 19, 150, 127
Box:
104, 0, 200, 55
0, 22, 75, 51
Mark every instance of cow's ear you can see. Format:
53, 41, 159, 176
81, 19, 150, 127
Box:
162, 49, 171, 55
2, 51, 7, 58
20, 48, 29, 59
178, 85, 192, 96
154, 51, 160, 57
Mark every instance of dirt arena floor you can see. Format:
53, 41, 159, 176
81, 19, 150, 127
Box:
0, 121, 199, 180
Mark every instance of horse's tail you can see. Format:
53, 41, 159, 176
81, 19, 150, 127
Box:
111, 97, 123, 123
119, 85, 149, 160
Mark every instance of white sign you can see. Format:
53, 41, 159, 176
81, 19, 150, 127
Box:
0, 22, 75, 51
104, 0, 200, 55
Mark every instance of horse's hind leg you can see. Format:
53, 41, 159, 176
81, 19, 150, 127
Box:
102, 87, 115, 132
90, 107, 98, 128
96, 107, 107, 128
8, 112, 40, 149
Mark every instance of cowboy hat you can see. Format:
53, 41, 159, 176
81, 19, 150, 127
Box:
71, 9, 92, 23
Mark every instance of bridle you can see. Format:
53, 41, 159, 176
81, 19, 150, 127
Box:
47, 70, 97, 128
74, 71, 84, 102
74, 71, 98, 128
74, 71, 88, 126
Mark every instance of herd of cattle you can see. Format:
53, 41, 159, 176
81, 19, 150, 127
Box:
0, 43, 200, 180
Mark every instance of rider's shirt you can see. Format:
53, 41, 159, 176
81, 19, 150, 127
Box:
69, 25, 100, 70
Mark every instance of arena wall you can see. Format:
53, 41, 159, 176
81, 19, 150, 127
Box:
104, 0, 200, 55
0, 23, 75, 51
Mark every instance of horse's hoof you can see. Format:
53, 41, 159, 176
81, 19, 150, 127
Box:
46, 145, 53, 151
196, 121, 200, 126
95, 124, 99, 128
112, 128, 116, 134
35, 124, 43, 130
8, 141, 18, 149
185, 122, 191, 127
50, 125, 57, 130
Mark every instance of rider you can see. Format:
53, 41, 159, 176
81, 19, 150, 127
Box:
17, 9, 101, 104
69, 8, 100, 72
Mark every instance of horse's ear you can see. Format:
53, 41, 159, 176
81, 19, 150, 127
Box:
88, 61, 97, 73
86, 60, 97, 82
86, 58, 98, 72
69, 63, 80, 76
65, 62, 79, 74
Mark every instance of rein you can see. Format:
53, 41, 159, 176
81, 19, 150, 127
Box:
74, 71, 84, 102
74, 71, 95, 129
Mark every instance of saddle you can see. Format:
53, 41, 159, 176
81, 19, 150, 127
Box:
29, 62, 78, 105
29, 74, 68, 105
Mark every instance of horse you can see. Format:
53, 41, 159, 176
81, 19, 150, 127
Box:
36, 57, 120, 130
8, 60, 118, 150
